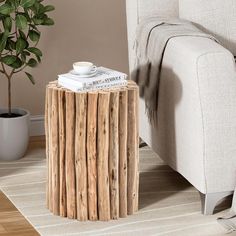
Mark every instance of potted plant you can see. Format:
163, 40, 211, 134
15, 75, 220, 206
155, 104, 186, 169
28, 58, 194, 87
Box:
0, 0, 55, 161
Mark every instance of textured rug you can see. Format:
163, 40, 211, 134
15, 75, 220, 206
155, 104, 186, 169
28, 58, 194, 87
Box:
0, 139, 231, 236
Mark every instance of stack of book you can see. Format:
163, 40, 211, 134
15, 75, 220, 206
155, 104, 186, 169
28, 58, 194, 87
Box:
58, 67, 128, 92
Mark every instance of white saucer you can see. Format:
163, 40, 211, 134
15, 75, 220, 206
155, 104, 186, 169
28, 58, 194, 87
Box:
69, 69, 97, 78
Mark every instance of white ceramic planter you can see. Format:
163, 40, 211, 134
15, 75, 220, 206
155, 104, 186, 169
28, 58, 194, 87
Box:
0, 108, 30, 161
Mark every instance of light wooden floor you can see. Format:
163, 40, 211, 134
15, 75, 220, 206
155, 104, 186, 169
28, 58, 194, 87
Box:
0, 191, 39, 236
0, 137, 42, 236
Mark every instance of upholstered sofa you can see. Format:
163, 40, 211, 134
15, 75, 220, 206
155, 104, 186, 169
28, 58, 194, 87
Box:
126, 0, 236, 214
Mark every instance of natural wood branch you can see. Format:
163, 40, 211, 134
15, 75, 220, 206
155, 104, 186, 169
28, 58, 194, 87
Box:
75, 92, 88, 221
97, 92, 110, 221
87, 92, 98, 221
109, 91, 119, 219
119, 89, 128, 218
58, 89, 67, 217
127, 88, 139, 215
65, 91, 76, 219
51, 89, 59, 215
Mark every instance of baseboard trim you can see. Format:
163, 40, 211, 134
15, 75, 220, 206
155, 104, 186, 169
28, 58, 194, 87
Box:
30, 115, 45, 137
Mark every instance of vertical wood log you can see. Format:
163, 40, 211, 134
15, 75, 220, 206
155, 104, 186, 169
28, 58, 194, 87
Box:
109, 91, 119, 219
97, 92, 110, 221
65, 91, 76, 219
87, 92, 98, 221
58, 89, 67, 217
75, 93, 88, 221
47, 87, 53, 212
135, 87, 139, 212
119, 89, 128, 218
45, 87, 49, 209
51, 89, 60, 215
127, 88, 138, 215
46, 80, 139, 221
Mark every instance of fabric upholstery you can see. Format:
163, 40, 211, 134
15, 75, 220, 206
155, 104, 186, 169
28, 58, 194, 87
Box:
140, 36, 236, 193
138, 0, 179, 21
126, 0, 179, 72
126, 0, 236, 195
133, 18, 219, 119
179, 0, 236, 56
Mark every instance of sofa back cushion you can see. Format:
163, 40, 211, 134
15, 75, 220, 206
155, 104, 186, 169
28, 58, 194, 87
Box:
179, 0, 236, 55
126, 0, 179, 72
138, 0, 179, 21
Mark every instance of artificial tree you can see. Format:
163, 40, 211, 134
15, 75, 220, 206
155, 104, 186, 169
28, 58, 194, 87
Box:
0, 0, 55, 117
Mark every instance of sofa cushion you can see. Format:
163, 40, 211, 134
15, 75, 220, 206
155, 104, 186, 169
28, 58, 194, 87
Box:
138, 0, 179, 21
179, 0, 236, 56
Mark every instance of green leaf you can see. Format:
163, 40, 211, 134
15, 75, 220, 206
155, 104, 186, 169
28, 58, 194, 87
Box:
35, 12, 47, 19
36, 54, 41, 63
42, 18, 54, 26
32, 17, 43, 25
5, 40, 11, 51
10, 57, 22, 69
38, 3, 45, 14
20, 52, 26, 62
21, 50, 30, 62
5, 0, 19, 8
27, 58, 37, 67
22, 50, 30, 56
16, 37, 27, 53
7, 39, 16, 50
1, 55, 17, 65
20, 0, 36, 8
13, 0, 20, 8
44, 5, 55, 12
3, 17, 12, 31
27, 47, 42, 57
16, 15, 28, 30
29, 23, 38, 30
25, 72, 35, 84
20, 11, 31, 21
0, 30, 9, 52
18, 30, 27, 40
0, 4, 13, 15
30, 1, 39, 13
28, 30, 40, 42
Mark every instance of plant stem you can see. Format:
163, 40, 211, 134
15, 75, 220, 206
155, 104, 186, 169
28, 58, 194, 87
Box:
1, 61, 15, 116
8, 77, 11, 115
7, 69, 15, 115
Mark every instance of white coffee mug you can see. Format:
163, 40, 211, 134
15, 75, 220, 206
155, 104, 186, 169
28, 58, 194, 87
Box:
73, 62, 97, 75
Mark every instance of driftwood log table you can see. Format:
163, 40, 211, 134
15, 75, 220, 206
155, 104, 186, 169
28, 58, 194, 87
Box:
45, 80, 139, 221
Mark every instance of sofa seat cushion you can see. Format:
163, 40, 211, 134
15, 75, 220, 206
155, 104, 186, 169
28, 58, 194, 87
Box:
179, 0, 236, 56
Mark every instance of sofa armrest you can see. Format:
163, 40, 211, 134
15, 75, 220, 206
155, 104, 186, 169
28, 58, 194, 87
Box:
192, 40, 236, 193
153, 36, 236, 193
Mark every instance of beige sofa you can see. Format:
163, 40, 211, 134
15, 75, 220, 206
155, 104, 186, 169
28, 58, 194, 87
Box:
126, 0, 236, 214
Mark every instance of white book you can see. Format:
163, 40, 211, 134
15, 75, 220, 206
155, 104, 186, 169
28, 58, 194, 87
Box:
59, 80, 128, 92
58, 67, 127, 89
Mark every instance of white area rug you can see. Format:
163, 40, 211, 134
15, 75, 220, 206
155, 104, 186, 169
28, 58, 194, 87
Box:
0, 142, 230, 236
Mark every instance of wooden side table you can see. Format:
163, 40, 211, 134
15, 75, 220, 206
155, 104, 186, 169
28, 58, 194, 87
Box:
45, 80, 139, 221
